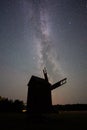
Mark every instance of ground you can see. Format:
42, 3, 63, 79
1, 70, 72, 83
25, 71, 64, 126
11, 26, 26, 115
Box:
0, 111, 87, 130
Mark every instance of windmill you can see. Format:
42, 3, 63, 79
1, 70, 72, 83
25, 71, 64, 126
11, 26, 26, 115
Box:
27, 68, 67, 114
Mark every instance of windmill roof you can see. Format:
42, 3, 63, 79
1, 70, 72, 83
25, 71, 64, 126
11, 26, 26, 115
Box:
27, 75, 50, 87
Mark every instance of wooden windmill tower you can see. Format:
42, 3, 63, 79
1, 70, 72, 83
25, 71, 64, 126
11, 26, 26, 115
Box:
27, 68, 67, 114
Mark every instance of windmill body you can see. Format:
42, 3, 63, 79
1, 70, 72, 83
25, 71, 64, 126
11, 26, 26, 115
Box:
27, 69, 67, 113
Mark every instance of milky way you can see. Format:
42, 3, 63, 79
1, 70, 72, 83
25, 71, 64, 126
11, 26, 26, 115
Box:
29, 0, 64, 82
0, 0, 87, 104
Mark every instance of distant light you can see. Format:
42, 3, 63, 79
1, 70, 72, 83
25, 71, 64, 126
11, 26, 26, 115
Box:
22, 109, 27, 113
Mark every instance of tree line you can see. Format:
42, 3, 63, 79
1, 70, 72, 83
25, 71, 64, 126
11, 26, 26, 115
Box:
0, 96, 87, 112
53, 104, 87, 112
0, 96, 25, 112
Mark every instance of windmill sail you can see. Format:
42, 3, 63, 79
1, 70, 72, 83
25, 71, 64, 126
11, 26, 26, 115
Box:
51, 78, 67, 90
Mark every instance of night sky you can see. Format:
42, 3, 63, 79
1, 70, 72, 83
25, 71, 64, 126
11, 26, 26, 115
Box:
0, 0, 87, 104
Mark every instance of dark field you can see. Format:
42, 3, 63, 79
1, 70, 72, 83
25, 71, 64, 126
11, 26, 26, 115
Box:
0, 111, 87, 130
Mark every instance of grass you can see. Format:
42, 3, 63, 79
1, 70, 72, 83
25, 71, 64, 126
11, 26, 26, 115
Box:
0, 111, 87, 130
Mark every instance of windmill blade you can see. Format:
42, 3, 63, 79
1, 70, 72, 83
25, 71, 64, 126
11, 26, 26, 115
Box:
43, 67, 49, 82
51, 78, 67, 90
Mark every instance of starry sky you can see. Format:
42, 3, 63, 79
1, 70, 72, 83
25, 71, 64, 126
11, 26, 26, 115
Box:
0, 0, 87, 104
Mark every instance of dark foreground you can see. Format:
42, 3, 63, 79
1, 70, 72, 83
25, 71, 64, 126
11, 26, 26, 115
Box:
0, 111, 87, 130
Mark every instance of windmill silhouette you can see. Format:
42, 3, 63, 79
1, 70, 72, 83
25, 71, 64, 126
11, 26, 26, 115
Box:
27, 68, 67, 114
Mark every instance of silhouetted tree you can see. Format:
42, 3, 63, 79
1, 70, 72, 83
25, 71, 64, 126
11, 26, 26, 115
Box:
0, 96, 25, 112
13, 99, 25, 112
